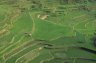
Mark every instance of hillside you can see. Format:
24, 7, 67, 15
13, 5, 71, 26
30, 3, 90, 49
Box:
0, 0, 96, 63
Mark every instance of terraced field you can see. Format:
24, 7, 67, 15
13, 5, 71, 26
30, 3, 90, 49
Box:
0, 0, 96, 63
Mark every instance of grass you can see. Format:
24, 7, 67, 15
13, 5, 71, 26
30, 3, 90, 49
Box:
0, 0, 96, 63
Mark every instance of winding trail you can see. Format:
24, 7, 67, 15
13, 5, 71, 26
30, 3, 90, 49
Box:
28, 12, 36, 35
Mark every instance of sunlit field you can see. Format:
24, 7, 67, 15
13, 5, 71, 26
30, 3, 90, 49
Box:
0, 0, 96, 63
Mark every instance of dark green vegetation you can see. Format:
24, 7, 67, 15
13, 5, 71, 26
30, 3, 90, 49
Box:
0, 0, 96, 63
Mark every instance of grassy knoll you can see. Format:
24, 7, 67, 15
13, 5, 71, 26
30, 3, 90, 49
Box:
0, 0, 96, 63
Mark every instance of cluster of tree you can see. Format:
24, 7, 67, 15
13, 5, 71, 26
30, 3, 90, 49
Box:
0, 0, 18, 5
92, 32, 96, 47
79, 5, 90, 12
59, 0, 96, 5
88, 0, 96, 2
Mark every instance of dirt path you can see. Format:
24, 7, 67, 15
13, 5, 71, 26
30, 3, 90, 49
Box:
29, 12, 36, 35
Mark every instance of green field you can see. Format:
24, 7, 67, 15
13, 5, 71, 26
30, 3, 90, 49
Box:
0, 0, 96, 63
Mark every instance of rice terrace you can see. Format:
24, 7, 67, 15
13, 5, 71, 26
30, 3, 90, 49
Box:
0, 0, 96, 63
